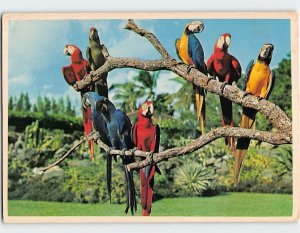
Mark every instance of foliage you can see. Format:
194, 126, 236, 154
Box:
174, 162, 216, 196
9, 93, 77, 117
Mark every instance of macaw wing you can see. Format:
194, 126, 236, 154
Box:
154, 124, 160, 153
242, 60, 254, 91
175, 38, 182, 61
188, 35, 207, 74
62, 65, 77, 85
265, 70, 275, 100
231, 55, 242, 80
131, 122, 138, 147
115, 109, 133, 149
206, 55, 215, 76
86, 46, 93, 68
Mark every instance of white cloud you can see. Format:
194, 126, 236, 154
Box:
9, 73, 34, 86
108, 30, 160, 59
9, 20, 71, 74
43, 84, 53, 90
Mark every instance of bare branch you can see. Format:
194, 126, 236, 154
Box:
70, 20, 291, 136
90, 127, 291, 171
37, 136, 86, 172
124, 19, 171, 59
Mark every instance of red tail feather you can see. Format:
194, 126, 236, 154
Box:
140, 166, 155, 216
82, 106, 94, 160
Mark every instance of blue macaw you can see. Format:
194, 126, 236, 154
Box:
82, 92, 114, 202
85, 94, 137, 215
175, 20, 207, 135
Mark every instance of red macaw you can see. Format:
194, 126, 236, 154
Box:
62, 45, 95, 160
207, 33, 241, 151
132, 101, 160, 216
234, 44, 275, 187
175, 21, 207, 135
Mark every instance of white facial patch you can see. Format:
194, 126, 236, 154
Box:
225, 36, 231, 46
216, 36, 225, 49
187, 21, 204, 33
259, 45, 268, 57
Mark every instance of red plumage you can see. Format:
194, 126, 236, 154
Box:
207, 33, 241, 151
62, 46, 95, 160
132, 101, 160, 216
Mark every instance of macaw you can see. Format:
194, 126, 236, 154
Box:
175, 21, 207, 135
132, 101, 160, 216
82, 92, 114, 201
86, 27, 108, 98
62, 45, 95, 160
93, 95, 137, 215
234, 44, 275, 188
207, 33, 242, 151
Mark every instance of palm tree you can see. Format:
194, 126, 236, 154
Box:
109, 71, 161, 113
165, 77, 193, 111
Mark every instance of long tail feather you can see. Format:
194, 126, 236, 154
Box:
234, 107, 257, 187
82, 106, 94, 160
194, 85, 205, 135
106, 153, 112, 203
219, 96, 234, 151
123, 164, 137, 215
140, 165, 156, 216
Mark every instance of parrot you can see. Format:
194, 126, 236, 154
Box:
86, 27, 109, 98
82, 92, 114, 202
62, 45, 95, 160
132, 101, 160, 216
234, 43, 275, 188
175, 21, 207, 135
91, 95, 137, 215
207, 33, 242, 151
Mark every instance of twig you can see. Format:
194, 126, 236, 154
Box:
37, 133, 96, 172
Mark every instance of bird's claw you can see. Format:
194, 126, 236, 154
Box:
257, 96, 264, 101
220, 81, 229, 93
131, 147, 137, 156
148, 151, 155, 165
206, 76, 215, 85
121, 149, 126, 159
187, 65, 193, 74
242, 91, 251, 99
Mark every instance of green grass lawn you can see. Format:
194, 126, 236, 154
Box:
8, 192, 292, 217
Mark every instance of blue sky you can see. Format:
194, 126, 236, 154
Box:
8, 18, 291, 112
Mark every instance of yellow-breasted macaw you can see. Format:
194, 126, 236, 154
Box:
175, 21, 207, 135
234, 43, 275, 187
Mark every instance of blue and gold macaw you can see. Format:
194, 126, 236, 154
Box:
175, 21, 207, 135
234, 44, 275, 187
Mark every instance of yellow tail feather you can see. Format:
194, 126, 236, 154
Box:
234, 149, 247, 187
195, 89, 205, 135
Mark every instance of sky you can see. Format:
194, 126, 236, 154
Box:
7, 18, 291, 112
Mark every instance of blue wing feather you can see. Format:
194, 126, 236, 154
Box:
242, 60, 254, 91
188, 35, 207, 74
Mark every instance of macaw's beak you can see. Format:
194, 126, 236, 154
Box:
223, 42, 229, 50
145, 106, 153, 118
96, 98, 108, 113
82, 95, 90, 109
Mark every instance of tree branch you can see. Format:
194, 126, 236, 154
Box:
71, 20, 291, 136
90, 127, 291, 171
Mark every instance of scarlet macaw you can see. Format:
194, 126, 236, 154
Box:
207, 33, 242, 151
92, 95, 137, 215
62, 45, 95, 160
175, 21, 207, 135
132, 101, 160, 216
234, 44, 275, 187
86, 27, 108, 98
